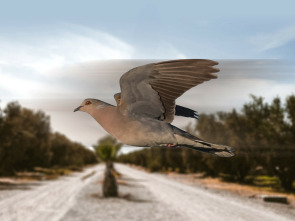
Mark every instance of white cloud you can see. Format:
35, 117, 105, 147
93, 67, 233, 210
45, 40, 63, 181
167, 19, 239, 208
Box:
0, 73, 46, 99
250, 24, 295, 51
143, 43, 187, 59
0, 24, 188, 100
0, 27, 135, 76
0, 26, 136, 100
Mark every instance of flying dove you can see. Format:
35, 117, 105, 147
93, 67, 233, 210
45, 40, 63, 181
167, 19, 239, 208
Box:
74, 59, 234, 157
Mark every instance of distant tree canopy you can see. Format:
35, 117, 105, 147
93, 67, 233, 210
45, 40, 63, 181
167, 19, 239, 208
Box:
119, 94, 295, 192
0, 101, 97, 176
51, 132, 97, 168
93, 136, 122, 163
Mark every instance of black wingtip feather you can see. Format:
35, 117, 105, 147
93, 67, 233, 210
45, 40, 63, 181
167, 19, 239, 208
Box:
175, 105, 199, 119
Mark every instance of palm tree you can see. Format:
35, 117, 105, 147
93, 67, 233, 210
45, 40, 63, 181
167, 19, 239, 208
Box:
93, 136, 122, 197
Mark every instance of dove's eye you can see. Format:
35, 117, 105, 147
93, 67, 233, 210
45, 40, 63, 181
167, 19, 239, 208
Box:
85, 101, 92, 105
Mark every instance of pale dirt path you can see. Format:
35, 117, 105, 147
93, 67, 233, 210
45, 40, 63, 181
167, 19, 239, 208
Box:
115, 164, 295, 221
1, 164, 294, 221
0, 165, 104, 221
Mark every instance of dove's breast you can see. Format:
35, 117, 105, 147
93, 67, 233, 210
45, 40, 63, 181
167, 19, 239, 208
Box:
89, 106, 176, 147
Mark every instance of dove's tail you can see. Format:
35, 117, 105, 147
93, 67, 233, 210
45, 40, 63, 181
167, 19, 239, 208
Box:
172, 126, 235, 157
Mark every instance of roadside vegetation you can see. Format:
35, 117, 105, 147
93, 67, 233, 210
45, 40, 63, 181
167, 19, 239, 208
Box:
0, 101, 97, 178
118, 94, 295, 193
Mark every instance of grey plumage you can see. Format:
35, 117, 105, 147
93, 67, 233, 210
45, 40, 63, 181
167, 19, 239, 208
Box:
114, 93, 198, 119
119, 59, 218, 123
74, 59, 234, 157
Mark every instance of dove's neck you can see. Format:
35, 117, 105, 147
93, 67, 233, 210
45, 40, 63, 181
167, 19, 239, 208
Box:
89, 105, 124, 138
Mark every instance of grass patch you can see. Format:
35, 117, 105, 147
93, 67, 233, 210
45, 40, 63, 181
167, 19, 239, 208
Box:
218, 174, 295, 193
254, 176, 279, 186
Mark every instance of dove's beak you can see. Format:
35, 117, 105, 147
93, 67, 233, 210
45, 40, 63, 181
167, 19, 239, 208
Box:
74, 106, 83, 112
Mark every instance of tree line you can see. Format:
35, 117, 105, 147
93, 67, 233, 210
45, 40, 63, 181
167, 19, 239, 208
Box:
0, 101, 97, 176
118, 94, 295, 192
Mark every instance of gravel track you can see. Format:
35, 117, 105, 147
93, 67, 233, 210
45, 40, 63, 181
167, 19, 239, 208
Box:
0, 163, 294, 221
0, 165, 104, 221
115, 164, 295, 221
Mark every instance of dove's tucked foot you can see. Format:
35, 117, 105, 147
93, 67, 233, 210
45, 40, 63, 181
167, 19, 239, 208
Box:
167, 144, 177, 148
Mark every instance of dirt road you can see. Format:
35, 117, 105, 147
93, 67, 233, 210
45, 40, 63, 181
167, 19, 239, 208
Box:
115, 164, 295, 221
0, 164, 294, 221
0, 165, 104, 221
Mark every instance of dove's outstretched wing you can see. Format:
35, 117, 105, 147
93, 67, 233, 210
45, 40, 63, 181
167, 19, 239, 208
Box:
118, 59, 219, 123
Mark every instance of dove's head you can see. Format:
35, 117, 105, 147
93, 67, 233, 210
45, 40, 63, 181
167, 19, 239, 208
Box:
74, 98, 108, 113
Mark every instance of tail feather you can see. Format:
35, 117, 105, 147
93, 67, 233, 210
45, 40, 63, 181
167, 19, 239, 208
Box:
180, 143, 235, 157
171, 126, 235, 157
193, 141, 235, 157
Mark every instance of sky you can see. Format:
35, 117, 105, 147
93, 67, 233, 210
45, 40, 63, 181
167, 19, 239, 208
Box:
0, 0, 295, 151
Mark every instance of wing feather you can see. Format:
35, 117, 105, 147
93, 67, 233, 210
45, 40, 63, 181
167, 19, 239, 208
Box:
118, 59, 219, 122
